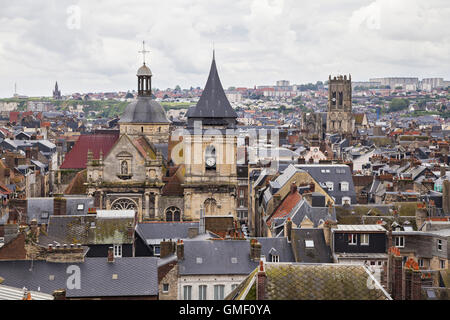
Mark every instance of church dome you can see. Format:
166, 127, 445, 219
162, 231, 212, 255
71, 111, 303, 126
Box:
137, 64, 152, 76
119, 96, 170, 124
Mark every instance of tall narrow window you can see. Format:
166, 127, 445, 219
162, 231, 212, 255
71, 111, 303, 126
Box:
361, 234, 369, 246
183, 285, 192, 300
113, 244, 122, 258
339, 92, 343, 106
348, 234, 357, 245
198, 285, 207, 300
214, 285, 225, 300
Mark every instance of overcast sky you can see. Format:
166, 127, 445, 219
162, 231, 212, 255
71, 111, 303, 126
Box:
0, 0, 449, 97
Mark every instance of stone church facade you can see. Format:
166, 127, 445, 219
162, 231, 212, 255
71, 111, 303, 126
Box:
85, 51, 239, 223
326, 75, 355, 135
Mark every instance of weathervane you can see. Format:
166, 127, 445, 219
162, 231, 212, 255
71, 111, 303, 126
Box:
139, 41, 150, 65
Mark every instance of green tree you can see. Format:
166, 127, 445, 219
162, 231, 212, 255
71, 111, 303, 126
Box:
389, 98, 409, 112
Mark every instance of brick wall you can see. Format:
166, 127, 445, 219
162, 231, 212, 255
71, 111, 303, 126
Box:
158, 261, 178, 300
0, 232, 26, 260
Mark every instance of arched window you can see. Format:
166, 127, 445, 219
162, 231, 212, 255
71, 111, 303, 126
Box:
205, 145, 216, 171
165, 206, 181, 222
204, 198, 217, 215
111, 198, 137, 210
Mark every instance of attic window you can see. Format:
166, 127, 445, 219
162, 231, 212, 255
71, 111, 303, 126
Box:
77, 204, 84, 211
112, 274, 118, 280
305, 240, 314, 248
41, 211, 49, 219
196, 257, 203, 264
49, 275, 55, 281
231, 257, 238, 264
90, 222, 96, 229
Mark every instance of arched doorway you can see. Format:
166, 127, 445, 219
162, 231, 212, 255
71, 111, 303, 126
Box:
204, 198, 217, 215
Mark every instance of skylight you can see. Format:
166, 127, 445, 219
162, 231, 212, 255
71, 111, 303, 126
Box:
305, 240, 314, 248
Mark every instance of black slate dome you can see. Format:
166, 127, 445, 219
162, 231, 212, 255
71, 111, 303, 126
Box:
119, 96, 170, 124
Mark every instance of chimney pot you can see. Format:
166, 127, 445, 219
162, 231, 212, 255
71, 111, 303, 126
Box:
107, 247, 114, 263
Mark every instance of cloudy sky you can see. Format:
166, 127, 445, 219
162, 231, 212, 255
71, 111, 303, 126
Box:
0, 0, 449, 97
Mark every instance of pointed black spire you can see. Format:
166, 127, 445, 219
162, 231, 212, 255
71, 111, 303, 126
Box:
188, 52, 237, 128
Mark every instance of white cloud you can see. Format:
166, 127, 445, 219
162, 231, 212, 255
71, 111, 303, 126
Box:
0, 0, 449, 97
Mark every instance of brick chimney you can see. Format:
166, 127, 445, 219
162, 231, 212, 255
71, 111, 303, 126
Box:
250, 239, 261, 261
256, 260, 266, 300
107, 247, 114, 263
160, 239, 175, 258
290, 182, 297, 195
411, 270, 422, 300
323, 220, 336, 247
388, 247, 403, 300
284, 218, 292, 242
176, 240, 184, 261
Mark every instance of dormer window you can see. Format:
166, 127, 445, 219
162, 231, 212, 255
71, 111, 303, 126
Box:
340, 182, 349, 192
325, 181, 334, 191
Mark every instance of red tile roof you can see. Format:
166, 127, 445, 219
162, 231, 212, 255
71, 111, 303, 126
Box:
267, 190, 302, 227
60, 133, 119, 169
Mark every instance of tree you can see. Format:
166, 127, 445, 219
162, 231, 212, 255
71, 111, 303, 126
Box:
175, 85, 181, 91
389, 98, 409, 112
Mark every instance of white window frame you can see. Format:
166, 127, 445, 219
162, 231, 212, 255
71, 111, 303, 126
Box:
214, 284, 225, 300
395, 236, 405, 248
349, 234, 357, 245
113, 244, 122, 258
183, 285, 192, 300
418, 259, 424, 268
361, 234, 369, 246
198, 285, 207, 300
162, 283, 169, 293
326, 181, 334, 191
271, 255, 279, 263
153, 245, 161, 256
305, 240, 314, 248
340, 181, 349, 192
77, 203, 84, 211
440, 260, 446, 269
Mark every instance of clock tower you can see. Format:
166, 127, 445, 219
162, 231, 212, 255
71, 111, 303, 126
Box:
326, 74, 354, 135
183, 51, 238, 221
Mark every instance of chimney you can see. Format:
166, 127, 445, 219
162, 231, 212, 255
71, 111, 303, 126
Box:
388, 247, 403, 300
250, 239, 261, 261
53, 289, 66, 300
160, 239, 175, 259
285, 218, 293, 242
290, 182, 297, 195
411, 270, 422, 300
176, 240, 184, 261
127, 222, 134, 240
256, 260, 266, 300
323, 220, 336, 246
107, 247, 114, 263
188, 227, 199, 239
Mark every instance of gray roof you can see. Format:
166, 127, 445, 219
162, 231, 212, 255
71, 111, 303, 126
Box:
136, 222, 200, 242
27, 198, 54, 224
0, 257, 158, 298
291, 228, 333, 263
294, 164, 357, 204
179, 240, 259, 275
257, 237, 295, 262
290, 199, 336, 228
119, 96, 170, 124
187, 55, 237, 126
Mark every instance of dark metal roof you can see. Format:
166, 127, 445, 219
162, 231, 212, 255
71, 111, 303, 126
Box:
0, 258, 158, 298
119, 97, 170, 124
187, 55, 237, 127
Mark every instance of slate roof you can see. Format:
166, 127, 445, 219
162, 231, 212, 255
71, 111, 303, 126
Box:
0, 257, 158, 298
136, 222, 200, 243
257, 237, 295, 262
119, 97, 169, 124
60, 133, 119, 169
294, 164, 357, 204
179, 240, 259, 275
47, 215, 134, 245
228, 263, 391, 300
291, 228, 333, 263
27, 198, 53, 224
187, 54, 237, 127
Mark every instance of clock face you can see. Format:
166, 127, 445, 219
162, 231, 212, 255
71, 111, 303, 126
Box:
206, 157, 216, 167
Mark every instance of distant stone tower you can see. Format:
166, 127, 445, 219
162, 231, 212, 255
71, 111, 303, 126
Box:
53, 81, 62, 100
326, 75, 354, 134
